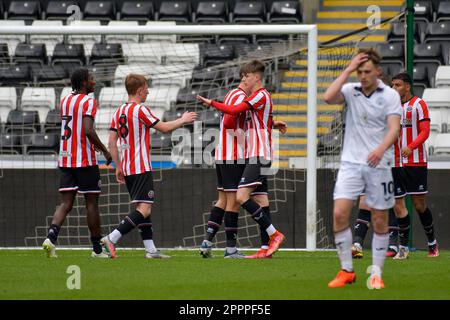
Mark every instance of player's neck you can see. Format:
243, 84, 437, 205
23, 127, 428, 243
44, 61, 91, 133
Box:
401, 93, 413, 104
361, 82, 378, 96
251, 83, 263, 94
127, 96, 142, 104
74, 89, 88, 95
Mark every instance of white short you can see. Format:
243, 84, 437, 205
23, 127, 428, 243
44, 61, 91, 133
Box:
333, 162, 395, 210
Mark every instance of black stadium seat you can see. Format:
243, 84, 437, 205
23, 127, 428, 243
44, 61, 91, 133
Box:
36, 65, 68, 83
232, 1, 266, 24
44, 1, 78, 21
376, 43, 404, 67
89, 43, 124, 66
5, 109, 40, 134
0, 64, 33, 84
157, 1, 191, 23
400, 1, 433, 23
83, 1, 116, 23
200, 43, 235, 66
119, 1, 154, 22
150, 132, 171, 150
0, 43, 10, 64
14, 43, 47, 66
26, 133, 60, 155
437, 2, 450, 22
268, 1, 302, 24
194, 1, 228, 24
387, 22, 421, 43
414, 42, 443, 65
413, 64, 429, 89
52, 43, 86, 73
424, 22, 450, 42
44, 108, 61, 134
7, 1, 41, 22
191, 67, 223, 86
0, 134, 22, 154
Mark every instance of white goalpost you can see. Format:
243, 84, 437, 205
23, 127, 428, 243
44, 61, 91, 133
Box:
0, 24, 319, 251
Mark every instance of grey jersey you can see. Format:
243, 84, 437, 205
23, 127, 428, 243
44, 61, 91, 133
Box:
340, 80, 402, 169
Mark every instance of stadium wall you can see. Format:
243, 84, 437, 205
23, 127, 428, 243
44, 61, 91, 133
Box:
0, 168, 449, 250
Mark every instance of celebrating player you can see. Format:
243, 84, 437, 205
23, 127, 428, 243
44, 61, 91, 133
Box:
323, 48, 402, 289
197, 60, 286, 258
101, 74, 197, 259
42, 68, 112, 258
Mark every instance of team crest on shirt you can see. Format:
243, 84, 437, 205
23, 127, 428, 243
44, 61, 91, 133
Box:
148, 190, 154, 198
407, 107, 413, 111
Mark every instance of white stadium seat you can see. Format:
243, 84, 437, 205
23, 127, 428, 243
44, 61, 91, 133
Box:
113, 64, 156, 86
21, 88, 56, 122
60, 87, 73, 101
433, 133, 450, 154
96, 128, 110, 146
99, 87, 129, 109
142, 21, 177, 43
0, 20, 26, 56
96, 107, 116, 129
429, 109, 443, 133
0, 87, 17, 124
121, 42, 164, 64
435, 66, 450, 88
148, 64, 195, 87
30, 20, 64, 57
68, 20, 102, 56
422, 88, 450, 108
105, 21, 140, 44
164, 43, 200, 65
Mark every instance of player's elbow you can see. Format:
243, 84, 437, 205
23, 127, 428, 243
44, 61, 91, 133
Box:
323, 93, 335, 105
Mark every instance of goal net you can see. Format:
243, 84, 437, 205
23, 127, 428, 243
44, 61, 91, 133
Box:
0, 23, 353, 250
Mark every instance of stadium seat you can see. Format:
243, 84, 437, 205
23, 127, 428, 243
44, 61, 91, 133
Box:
437, 1, 450, 22
232, 1, 266, 24
194, 1, 228, 24
387, 22, 421, 43
157, 1, 191, 23
5, 109, 40, 134
435, 66, 450, 87
176, 85, 219, 104
113, 64, 154, 86
0, 134, 22, 154
89, 43, 125, 66
44, 108, 61, 134
150, 107, 165, 121
191, 66, 223, 86
429, 109, 444, 133
415, 62, 438, 88
413, 85, 425, 98
60, 87, 73, 101
14, 43, 48, 67
142, 21, 177, 43
83, 1, 116, 23
105, 21, 140, 43
149, 64, 195, 87
52, 43, 86, 73
21, 88, 56, 122
44, 1, 78, 21
119, 1, 154, 22
121, 42, 164, 64
200, 43, 235, 66
26, 133, 60, 155
422, 88, 450, 108
7, 1, 41, 22
148, 86, 180, 110
424, 22, 450, 42
99, 87, 129, 108
400, 1, 433, 23
0, 20, 26, 56
88, 64, 117, 87
413, 64, 430, 89
30, 20, 64, 56
433, 133, 450, 154
0, 88, 17, 125
36, 65, 68, 83
96, 107, 116, 129
268, 1, 302, 24
414, 42, 443, 67
376, 43, 404, 67
150, 131, 172, 150
0, 64, 32, 85
67, 20, 102, 56
164, 43, 200, 65
0, 43, 9, 64
198, 109, 220, 127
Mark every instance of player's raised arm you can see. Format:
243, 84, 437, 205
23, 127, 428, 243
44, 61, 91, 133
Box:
153, 111, 197, 133
324, 53, 369, 105
196, 95, 251, 115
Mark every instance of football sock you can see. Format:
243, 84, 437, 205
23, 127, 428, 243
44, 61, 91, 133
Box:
112, 210, 146, 243
143, 240, 157, 254
372, 232, 389, 276
90, 235, 103, 254
138, 216, 156, 252
47, 224, 61, 244
334, 227, 353, 272
397, 214, 410, 247
260, 206, 271, 247
354, 209, 370, 245
388, 208, 399, 249
242, 199, 273, 234
224, 211, 238, 248
206, 206, 225, 242
418, 207, 436, 244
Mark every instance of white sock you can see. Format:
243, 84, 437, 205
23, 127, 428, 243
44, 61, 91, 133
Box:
109, 229, 122, 244
203, 240, 212, 246
266, 225, 276, 236
261, 245, 269, 250
372, 232, 389, 277
226, 247, 237, 253
144, 240, 157, 253
335, 228, 353, 272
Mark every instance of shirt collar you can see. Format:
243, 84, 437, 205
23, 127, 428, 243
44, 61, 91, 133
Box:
354, 79, 385, 92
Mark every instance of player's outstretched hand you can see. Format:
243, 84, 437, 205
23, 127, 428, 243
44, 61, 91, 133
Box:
274, 120, 288, 134
103, 150, 112, 165
346, 53, 369, 73
367, 146, 384, 168
196, 95, 212, 108
181, 111, 197, 124
116, 168, 125, 184
401, 146, 412, 158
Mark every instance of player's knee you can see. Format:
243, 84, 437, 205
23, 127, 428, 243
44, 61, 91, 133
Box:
413, 198, 427, 213
235, 192, 248, 205
60, 202, 73, 213
136, 204, 152, 217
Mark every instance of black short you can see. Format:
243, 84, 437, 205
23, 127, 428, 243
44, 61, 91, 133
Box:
59, 166, 101, 194
403, 166, 428, 194
238, 158, 271, 195
392, 167, 407, 198
124, 171, 155, 203
216, 163, 246, 191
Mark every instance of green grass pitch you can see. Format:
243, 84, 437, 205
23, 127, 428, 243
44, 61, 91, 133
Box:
1, 249, 449, 300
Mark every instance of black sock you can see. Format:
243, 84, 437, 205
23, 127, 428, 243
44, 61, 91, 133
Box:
138, 216, 153, 241
388, 208, 399, 248
354, 209, 370, 245
47, 224, 61, 244
224, 211, 239, 248
260, 206, 271, 246
418, 207, 436, 244
206, 206, 225, 242
397, 214, 410, 247
91, 236, 103, 254
117, 210, 146, 237
242, 199, 271, 230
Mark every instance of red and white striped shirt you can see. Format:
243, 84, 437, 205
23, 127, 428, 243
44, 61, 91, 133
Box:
244, 88, 273, 161
58, 93, 98, 168
401, 96, 429, 166
215, 87, 247, 161
110, 102, 160, 176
